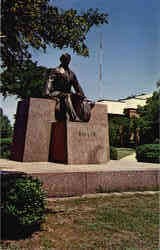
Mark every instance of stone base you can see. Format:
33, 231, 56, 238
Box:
31, 170, 159, 197
11, 98, 110, 164
50, 121, 109, 164
50, 103, 110, 164
11, 98, 56, 162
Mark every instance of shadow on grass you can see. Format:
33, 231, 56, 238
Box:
1, 214, 42, 241
1, 208, 63, 241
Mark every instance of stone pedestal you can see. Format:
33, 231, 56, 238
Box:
11, 98, 110, 164
50, 103, 110, 164
11, 98, 56, 162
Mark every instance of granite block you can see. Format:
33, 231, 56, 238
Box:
31, 172, 86, 197
11, 100, 29, 161
50, 104, 110, 164
11, 98, 56, 162
86, 171, 159, 193
31, 170, 159, 197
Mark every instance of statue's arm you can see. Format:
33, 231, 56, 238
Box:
44, 69, 56, 97
72, 73, 85, 97
44, 76, 51, 97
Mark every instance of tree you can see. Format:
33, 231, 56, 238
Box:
136, 91, 160, 144
156, 80, 160, 88
0, 109, 12, 158
1, 0, 108, 70
1, 1, 108, 99
129, 116, 140, 146
1, 60, 49, 99
0, 108, 12, 138
109, 115, 130, 147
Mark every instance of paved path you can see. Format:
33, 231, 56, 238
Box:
0, 154, 159, 174
119, 152, 137, 161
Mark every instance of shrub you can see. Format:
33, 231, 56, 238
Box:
128, 140, 137, 149
153, 138, 160, 144
110, 146, 118, 160
136, 144, 160, 163
1, 171, 46, 238
0, 137, 12, 159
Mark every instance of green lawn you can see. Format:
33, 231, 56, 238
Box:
116, 147, 135, 160
1, 193, 159, 250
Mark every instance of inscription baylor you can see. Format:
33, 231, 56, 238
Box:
67, 122, 108, 164
78, 127, 96, 138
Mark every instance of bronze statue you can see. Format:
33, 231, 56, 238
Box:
45, 53, 94, 121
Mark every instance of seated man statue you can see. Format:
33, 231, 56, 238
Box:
44, 53, 94, 122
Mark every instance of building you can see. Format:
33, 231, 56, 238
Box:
97, 93, 153, 146
97, 93, 152, 118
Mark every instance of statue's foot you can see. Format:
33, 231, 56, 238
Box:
90, 101, 95, 109
68, 111, 77, 122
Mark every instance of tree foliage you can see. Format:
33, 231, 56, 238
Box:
109, 115, 130, 147
0, 60, 49, 99
1, 0, 108, 69
136, 91, 160, 144
0, 108, 12, 138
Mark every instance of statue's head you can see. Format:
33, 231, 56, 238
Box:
60, 53, 71, 66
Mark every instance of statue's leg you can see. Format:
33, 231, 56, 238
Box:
53, 96, 66, 121
65, 94, 77, 121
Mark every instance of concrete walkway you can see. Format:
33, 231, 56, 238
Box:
0, 154, 159, 174
119, 152, 137, 161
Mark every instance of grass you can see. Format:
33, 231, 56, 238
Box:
115, 147, 135, 160
1, 193, 159, 250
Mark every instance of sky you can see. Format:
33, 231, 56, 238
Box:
1, 0, 159, 124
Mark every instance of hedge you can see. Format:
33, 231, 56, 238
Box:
136, 144, 160, 163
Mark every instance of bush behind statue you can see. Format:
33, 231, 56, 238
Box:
1, 172, 46, 238
110, 146, 118, 160
0, 137, 12, 159
136, 144, 160, 163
